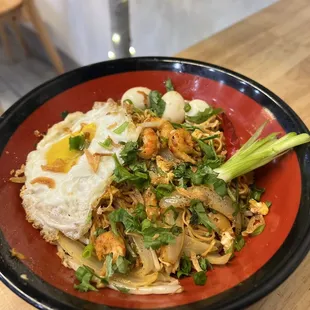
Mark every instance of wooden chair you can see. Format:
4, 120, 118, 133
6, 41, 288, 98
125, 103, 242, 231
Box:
0, 0, 64, 74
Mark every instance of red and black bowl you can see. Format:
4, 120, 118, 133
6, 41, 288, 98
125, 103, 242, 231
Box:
0, 57, 309, 310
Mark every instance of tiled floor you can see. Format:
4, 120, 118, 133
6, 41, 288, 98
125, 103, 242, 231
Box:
0, 43, 57, 113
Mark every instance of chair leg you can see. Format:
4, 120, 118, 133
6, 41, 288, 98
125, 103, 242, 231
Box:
24, 0, 64, 74
0, 22, 13, 62
10, 16, 29, 57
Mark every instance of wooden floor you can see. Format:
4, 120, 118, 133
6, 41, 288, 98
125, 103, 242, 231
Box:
0, 42, 56, 113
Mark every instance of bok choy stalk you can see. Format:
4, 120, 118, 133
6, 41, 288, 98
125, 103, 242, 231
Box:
214, 122, 310, 182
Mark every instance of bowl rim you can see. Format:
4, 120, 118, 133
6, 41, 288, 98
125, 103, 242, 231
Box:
0, 56, 309, 310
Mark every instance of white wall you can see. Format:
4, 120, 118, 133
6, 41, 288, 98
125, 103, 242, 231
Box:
32, 0, 112, 66
29, 0, 277, 65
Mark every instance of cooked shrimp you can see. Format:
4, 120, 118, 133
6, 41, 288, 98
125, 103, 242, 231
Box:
143, 188, 160, 220
168, 128, 200, 164
95, 231, 126, 262
159, 121, 174, 148
139, 128, 160, 159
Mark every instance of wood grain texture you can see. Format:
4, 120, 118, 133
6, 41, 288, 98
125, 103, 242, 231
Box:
0, 0, 309, 309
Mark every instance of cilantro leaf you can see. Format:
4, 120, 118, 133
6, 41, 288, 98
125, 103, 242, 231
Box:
69, 135, 86, 151
74, 266, 98, 292
149, 90, 166, 117
82, 244, 94, 258
173, 163, 192, 179
197, 140, 216, 159
164, 78, 174, 91
154, 183, 175, 200
265, 200, 272, 208
99, 137, 113, 150
250, 185, 265, 201
112, 154, 149, 189
93, 227, 106, 238
234, 235, 245, 251
114, 256, 130, 274
199, 257, 213, 271
61, 110, 69, 120
190, 200, 219, 233
109, 208, 141, 235
142, 225, 182, 250
186, 107, 223, 124
177, 255, 192, 278
120, 141, 139, 165
193, 271, 207, 286
134, 203, 147, 221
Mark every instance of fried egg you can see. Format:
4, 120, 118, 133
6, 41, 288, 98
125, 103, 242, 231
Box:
21, 101, 140, 242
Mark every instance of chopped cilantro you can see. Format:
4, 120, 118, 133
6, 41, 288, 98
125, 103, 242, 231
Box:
199, 257, 213, 271
234, 235, 245, 251
120, 141, 139, 165
186, 107, 223, 124
265, 200, 272, 208
193, 271, 207, 286
250, 185, 265, 201
94, 227, 106, 238
177, 255, 192, 278
189, 200, 219, 233
154, 183, 175, 200
149, 90, 166, 117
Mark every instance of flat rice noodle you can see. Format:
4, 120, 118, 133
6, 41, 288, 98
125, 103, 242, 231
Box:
206, 253, 231, 265
111, 270, 158, 288
182, 235, 217, 256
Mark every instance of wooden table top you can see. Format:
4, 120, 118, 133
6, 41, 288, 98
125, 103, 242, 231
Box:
1, 0, 310, 309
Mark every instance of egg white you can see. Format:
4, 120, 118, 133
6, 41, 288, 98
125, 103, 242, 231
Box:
21, 101, 140, 242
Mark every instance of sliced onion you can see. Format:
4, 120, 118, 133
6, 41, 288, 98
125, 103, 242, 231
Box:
159, 213, 184, 265
182, 235, 217, 256
206, 253, 231, 265
132, 235, 155, 275
57, 234, 102, 273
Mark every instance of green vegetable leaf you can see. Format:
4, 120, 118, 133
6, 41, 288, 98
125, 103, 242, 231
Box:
190, 200, 219, 233
99, 137, 113, 150
193, 271, 207, 286
234, 235, 245, 251
105, 253, 114, 278
74, 266, 98, 292
114, 256, 130, 274
120, 141, 139, 165
250, 185, 265, 201
177, 255, 192, 278
199, 257, 213, 271
61, 110, 69, 120
115, 286, 130, 294
265, 200, 272, 208
154, 183, 175, 200
134, 203, 147, 221
142, 225, 182, 250
165, 78, 174, 92
251, 224, 265, 236
93, 227, 106, 238
112, 154, 149, 189
109, 208, 141, 235
201, 134, 220, 141
149, 90, 166, 117
186, 107, 223, 124
69, 135, 86, 151
82, 244, 94, 258
113, 122, 129, 134
198, 140, 216, 159
173, 163, 191, 179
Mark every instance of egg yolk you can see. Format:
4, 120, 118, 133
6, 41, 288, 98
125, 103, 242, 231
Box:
45, 123, 97, 173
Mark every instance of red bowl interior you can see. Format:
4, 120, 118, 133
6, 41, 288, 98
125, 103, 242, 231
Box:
0, 71, 301, 309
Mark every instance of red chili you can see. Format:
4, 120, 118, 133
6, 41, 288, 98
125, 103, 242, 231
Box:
220, 113, 240, 159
